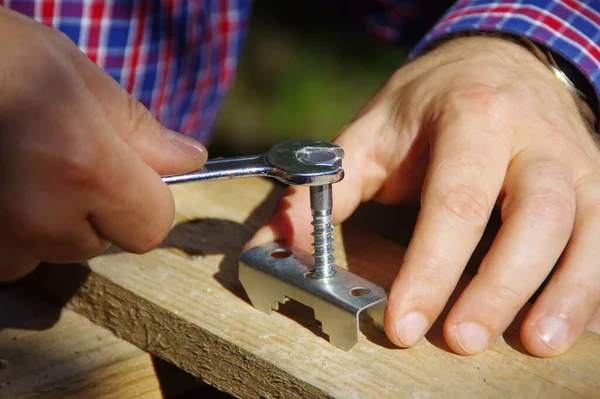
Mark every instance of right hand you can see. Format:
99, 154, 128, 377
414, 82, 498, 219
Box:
0, 7, 207, 281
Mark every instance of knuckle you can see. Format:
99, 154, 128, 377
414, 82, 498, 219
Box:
121, 94, 157, 139
405, 252, 458, 293
568, 280, 600, 307
419, 267, 455, 293
57, 140, 100, 187
538, 119, 573, 152
486, 279, 530, 310
576, 177, 600, 219
522, 188, 574, 232
440, 184, 490, 228
530, 160, 571, 184
445, 84, 515, 122
584, 197, 600, 220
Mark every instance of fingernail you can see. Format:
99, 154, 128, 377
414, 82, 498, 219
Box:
455, 321, 490, 354
587, 318, 600, 335
165, 129, 207, 160
536, 316, 569, 350
394, 311, 429, 346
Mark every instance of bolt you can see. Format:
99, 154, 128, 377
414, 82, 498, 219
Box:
297, 145, 344, 166
310, 184, 335, 278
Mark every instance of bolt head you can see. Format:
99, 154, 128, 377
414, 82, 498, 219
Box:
296, 146, 344, 166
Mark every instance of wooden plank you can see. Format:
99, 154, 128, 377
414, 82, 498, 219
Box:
23, 178, 600, 398
0, 288, 203, 398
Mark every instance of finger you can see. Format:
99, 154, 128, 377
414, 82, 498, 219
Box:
443, 156, 575, 355
87, 128, 176, 254
520, 176, 600, 356
248, 185, 314, 250
246, 95, 428, 250
588, 307, 600, 334
112, 100, 209, 175
4, 188, 110, 264
36, 222, 110, 263
63, 39, 208, 175
384, 103, 512, 348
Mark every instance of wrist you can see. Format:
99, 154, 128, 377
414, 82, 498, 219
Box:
392, 36, 537, 89
429, 35, 552, 72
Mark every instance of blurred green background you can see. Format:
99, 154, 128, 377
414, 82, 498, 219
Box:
210, 0, 409, 156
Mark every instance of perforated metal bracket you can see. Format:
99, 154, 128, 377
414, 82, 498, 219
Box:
239, 242, 388, 351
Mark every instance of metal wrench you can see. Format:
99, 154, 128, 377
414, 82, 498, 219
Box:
161, 139, 344, 186
162, 139, 345, 278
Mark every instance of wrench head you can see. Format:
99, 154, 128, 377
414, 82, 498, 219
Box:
265, 139, 344, 186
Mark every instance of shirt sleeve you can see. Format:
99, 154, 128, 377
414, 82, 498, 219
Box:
411, 0, 600, 107
326, 0, 452, 45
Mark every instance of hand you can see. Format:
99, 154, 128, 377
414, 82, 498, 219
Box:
0, 7, 207, 281
249, 36, 600, 357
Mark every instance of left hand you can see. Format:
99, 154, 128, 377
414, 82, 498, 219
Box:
248, 36, 600, 357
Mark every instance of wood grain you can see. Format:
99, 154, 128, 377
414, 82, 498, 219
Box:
23, 178, 600, 398
0, 288, 203, 398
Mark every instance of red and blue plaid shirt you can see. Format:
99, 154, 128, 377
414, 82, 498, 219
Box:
2, 0, 600, 142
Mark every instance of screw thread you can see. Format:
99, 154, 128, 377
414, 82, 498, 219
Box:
309, 185, 335, 278
311, 211, 335, 277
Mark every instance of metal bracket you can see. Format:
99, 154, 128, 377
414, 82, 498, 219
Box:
239, 242, 387, 351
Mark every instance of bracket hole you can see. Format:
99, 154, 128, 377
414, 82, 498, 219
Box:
303, 271, 318, 280
349, 287, 371, 297
270, 249, 293, 259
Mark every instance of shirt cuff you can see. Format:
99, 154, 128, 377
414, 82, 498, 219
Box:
410, 0, 600, 114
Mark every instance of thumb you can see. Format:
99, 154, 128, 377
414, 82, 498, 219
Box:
70, 49, 208, 175
110, 95, 208, 176
114, 97, 208, 176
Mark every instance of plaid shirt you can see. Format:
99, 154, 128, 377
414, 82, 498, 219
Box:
2, 0, 600, 142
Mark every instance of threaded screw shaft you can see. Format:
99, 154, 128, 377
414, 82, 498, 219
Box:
310, 184, 335, 278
